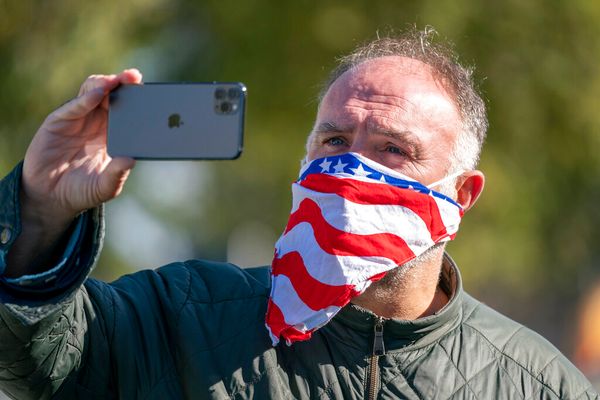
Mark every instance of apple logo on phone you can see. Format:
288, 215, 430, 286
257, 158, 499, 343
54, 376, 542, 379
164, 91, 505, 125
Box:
168, 113, 184, 128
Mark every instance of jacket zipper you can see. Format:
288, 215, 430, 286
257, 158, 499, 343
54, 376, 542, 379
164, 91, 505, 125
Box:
368, 317, 385, 400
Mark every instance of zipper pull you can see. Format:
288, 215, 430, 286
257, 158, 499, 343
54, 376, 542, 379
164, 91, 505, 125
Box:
373, 317, 385, 356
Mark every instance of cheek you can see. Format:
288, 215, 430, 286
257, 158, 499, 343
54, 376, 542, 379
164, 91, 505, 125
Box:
306, 146, 332, 163
306, 140, 334, 164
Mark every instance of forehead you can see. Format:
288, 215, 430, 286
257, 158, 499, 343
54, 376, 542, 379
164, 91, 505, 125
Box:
321, 56, 460, 123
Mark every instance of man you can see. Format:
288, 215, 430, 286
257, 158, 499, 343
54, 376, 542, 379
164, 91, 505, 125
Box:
0, 28, 596, 399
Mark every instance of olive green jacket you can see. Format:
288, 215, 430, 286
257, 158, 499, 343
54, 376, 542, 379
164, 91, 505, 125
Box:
0, 164, 597, 399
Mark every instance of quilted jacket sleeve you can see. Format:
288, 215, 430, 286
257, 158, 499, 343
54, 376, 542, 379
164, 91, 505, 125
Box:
0, 164, 107, 399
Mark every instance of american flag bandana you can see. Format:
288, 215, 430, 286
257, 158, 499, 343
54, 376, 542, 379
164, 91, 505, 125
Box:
265, 152, 464, 346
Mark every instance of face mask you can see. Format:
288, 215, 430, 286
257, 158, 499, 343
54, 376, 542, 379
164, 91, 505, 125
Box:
265, 152, 464, 346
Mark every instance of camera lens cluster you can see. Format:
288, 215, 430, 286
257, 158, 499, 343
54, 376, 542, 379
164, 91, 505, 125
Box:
214, 87, 241, 115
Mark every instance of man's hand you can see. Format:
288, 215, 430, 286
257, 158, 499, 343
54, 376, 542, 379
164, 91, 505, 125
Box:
5, 69, 142, 278
23, 69, 142, 224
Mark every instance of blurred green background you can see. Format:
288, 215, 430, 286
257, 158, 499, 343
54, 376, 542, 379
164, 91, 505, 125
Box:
1, 0, 599, 381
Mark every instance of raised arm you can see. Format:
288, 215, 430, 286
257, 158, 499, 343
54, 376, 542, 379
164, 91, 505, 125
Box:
5, 70, 141, 278
0, 70, 141, 400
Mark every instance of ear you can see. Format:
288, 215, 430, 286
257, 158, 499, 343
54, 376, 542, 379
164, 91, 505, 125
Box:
455, 170, 485, 212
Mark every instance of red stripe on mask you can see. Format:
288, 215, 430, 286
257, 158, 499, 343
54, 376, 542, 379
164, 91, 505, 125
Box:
284, 198, 416, 265
299, 174, 451, 241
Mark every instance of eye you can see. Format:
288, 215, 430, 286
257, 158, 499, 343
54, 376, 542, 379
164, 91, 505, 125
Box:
325, 137, 346, 146
385, 145, 407, 156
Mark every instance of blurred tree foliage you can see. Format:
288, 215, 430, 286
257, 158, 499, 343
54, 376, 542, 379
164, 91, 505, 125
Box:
1, 0, 599, 355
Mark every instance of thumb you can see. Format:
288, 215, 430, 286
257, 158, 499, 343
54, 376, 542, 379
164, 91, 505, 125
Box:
97, 157, 136, 202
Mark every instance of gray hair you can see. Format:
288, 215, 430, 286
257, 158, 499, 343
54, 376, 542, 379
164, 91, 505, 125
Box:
312, 27, 488, 173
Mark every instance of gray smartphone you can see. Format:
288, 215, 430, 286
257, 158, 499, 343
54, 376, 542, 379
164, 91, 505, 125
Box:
107, 82, 246, 159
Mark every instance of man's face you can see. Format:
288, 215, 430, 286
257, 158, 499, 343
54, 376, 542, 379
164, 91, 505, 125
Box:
307, 56, 462, 187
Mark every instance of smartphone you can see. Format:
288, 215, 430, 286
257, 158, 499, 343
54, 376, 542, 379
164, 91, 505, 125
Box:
107, 82, 246, 159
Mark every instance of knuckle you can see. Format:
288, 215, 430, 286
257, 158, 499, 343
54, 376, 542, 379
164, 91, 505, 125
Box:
79, 74, 106, 95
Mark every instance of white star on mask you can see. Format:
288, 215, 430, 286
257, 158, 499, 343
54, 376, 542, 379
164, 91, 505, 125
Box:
319, 159, 332, 173
349, 163, 370, 177
333, 159, 348, 174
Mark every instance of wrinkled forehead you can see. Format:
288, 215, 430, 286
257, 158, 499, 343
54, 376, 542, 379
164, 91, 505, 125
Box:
321, 56, 458, 116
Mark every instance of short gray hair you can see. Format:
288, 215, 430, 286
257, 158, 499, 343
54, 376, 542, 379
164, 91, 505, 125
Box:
315, 27, 488, 172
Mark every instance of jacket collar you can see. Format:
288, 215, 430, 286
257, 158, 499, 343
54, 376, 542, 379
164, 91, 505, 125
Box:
326, 253, 464, 352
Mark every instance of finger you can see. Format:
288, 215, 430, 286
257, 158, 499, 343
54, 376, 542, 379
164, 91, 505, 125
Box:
98, 157, 136, 201
100, 68, 144, 110
115, 68, 143, 85
103, 68, 143, 94
78, 69, 143, 97
78, 74, 116, 96
54, 88, 106, 120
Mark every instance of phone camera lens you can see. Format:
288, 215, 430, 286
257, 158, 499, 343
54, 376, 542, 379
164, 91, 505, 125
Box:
220, 102, 232, 113
215, 88, 226, 100
228, 88, 240, 99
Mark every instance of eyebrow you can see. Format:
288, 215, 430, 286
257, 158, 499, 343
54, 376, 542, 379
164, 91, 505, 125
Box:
314, 121, 343, 133
313, 121, 422, 157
